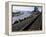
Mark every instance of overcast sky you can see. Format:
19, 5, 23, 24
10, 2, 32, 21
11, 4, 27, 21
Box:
13, 6, 42, 12
13, 6, 34, 12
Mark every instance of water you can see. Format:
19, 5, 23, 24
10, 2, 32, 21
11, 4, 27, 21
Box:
12, 11, 32, 24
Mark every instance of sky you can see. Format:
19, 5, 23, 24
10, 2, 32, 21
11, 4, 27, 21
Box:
13, 6, 42, 12
13, 6, 34, 12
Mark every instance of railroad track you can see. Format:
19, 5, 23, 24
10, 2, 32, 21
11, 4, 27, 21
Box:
23, 13, 42, 31
12, 12, 41, 31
